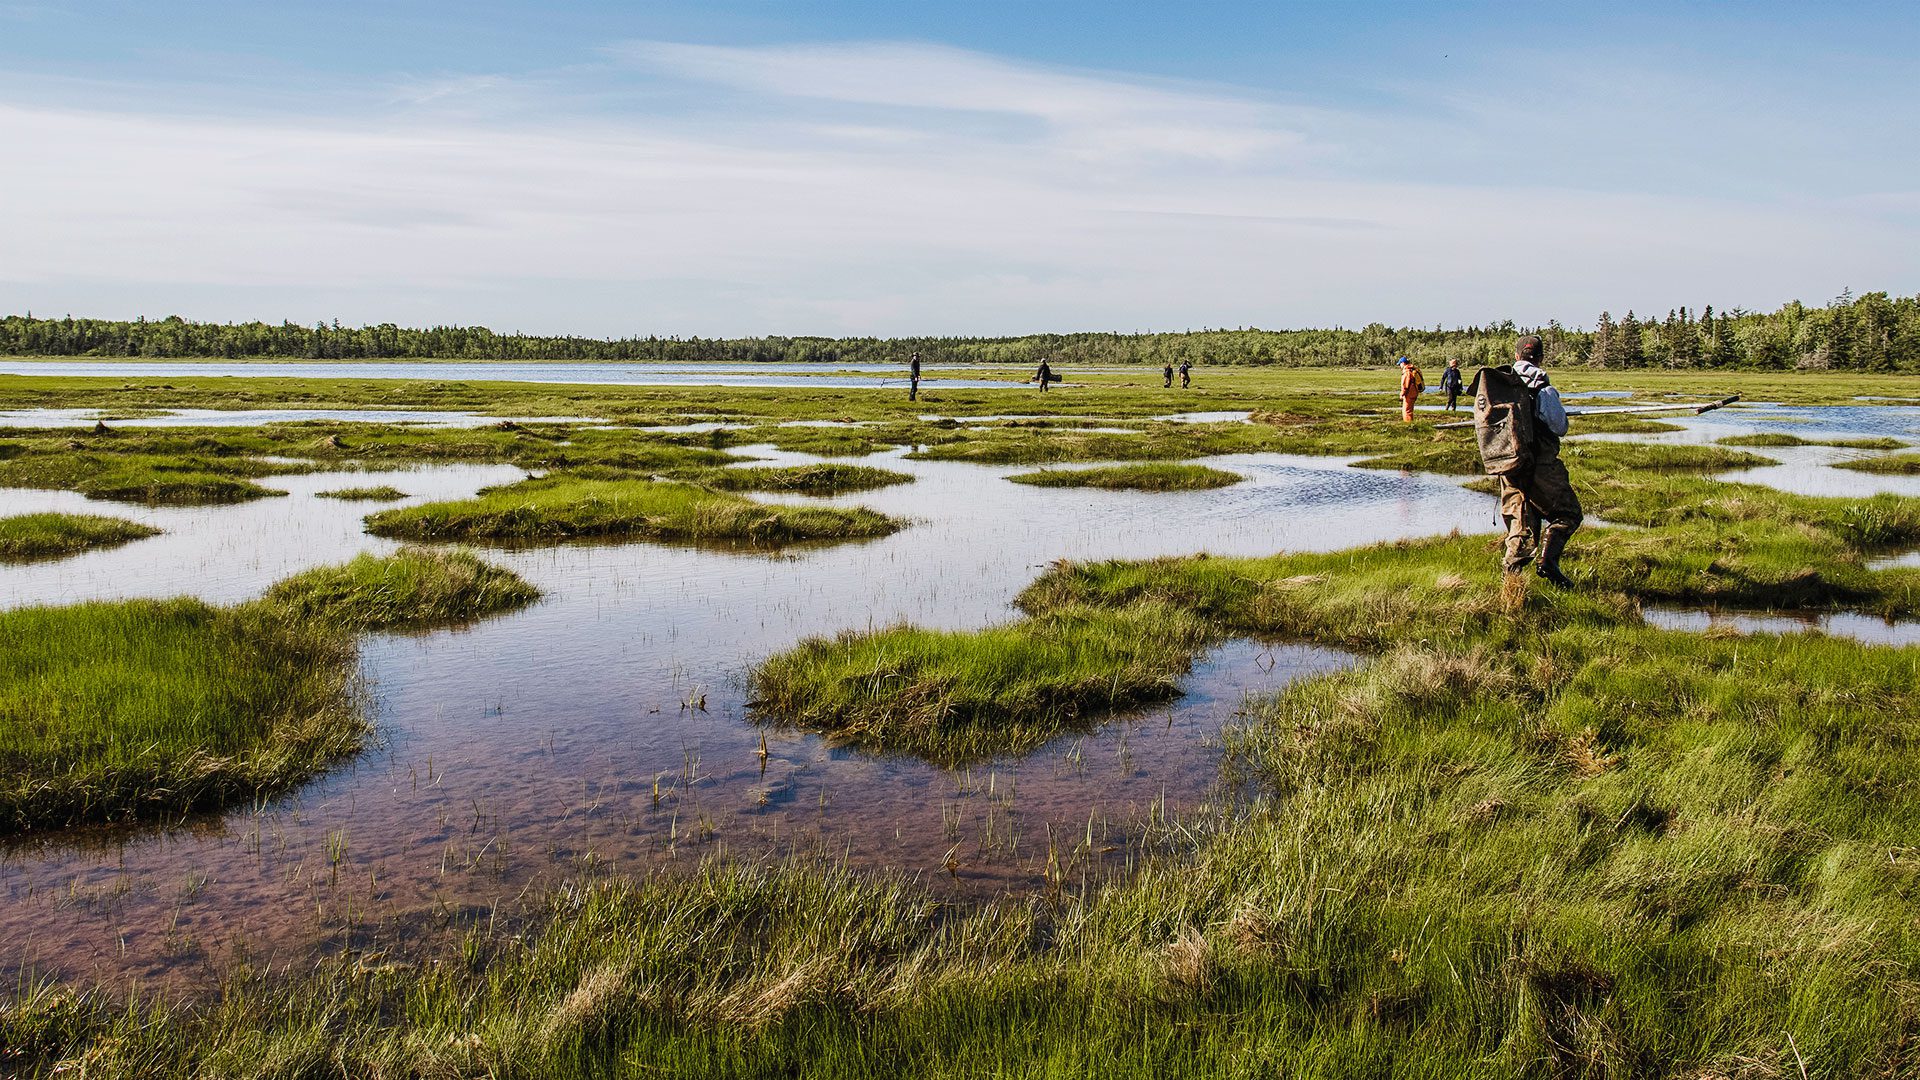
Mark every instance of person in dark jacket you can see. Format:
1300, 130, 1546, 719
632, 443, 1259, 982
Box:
1178, 360, 1192, 388
1496, 336, 1582, 587
1440, 359, 1465, 411
1034, 358, 1053, 391
908, 352, 922, 401
1163, 363, 1174, 388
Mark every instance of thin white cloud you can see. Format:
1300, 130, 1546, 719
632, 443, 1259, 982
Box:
613, 40, 1311, 164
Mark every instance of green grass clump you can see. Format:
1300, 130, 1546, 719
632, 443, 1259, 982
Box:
749, 600, 1211, 760
0, 448, 306, 505
365, 476, 902, 546
1006, 463, 1243, 491
0, 513, 159, 562
669, 463, 913, 494
77, 468, 284, 504
261, 547, 541, 631
1718, 432, 1907, 449
1834, 451, 1920, 474
316, 485, 408, 501
1561, 413, 1684, 434
0, 599, 361, 833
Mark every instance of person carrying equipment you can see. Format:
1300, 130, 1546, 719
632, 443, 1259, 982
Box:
1470, 335, 1581, 587
1440, 359, 1464, 411
1033, 358, 1054, 392
1163, 363, 1174, 388
1179, 360, 1193, 388
909, 352, 922, 401
1397, 357, 1425, 422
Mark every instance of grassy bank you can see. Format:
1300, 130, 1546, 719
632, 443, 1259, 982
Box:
1006, 463, 1243, 490
365, 476, 902, 546
262, 547, 542, 630
0, 599, 361, 833
0, 513, 159, 561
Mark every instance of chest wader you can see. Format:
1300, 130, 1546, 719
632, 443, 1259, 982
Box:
1471, 367, 1583, 584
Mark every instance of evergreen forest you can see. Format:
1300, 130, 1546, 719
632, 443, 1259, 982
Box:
3, 289, 1915, 371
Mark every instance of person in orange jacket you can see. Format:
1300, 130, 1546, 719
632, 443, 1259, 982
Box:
1397, 357, 1425, 422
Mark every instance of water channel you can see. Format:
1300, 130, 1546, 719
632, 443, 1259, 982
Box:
4, 400, 1919, 985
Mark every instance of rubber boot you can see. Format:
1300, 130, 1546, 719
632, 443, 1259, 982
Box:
1536, 528, 1575, 588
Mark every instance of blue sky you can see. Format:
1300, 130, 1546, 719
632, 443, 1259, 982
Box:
2, 1, 1914, 336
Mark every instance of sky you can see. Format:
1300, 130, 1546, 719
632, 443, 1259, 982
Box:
1, 1, 1915, 338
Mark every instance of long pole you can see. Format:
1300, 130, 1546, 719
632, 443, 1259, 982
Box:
1431, 394, 1741, 430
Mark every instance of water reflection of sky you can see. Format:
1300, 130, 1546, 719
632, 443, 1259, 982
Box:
7, 404, 1920, 985
0, 445, 1491, 984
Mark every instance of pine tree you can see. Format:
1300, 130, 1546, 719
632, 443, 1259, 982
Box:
1592, 311, 1616, 368
1617, 311, 1645, 367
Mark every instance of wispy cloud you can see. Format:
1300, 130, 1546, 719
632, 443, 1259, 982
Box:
0, 40, 1910, 335
613, 40, 1313, 164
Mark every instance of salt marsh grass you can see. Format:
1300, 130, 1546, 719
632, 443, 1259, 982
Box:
1717, 432, 1906, 449
315, 485, 408, 501
366, 476, 902, 545
0, 599, 359, 833
262, 547, 541, 630
0, 512, 159, 562
1006, 463, 1242, 491
669, 463, 914, 494
749, 601, 1211, 760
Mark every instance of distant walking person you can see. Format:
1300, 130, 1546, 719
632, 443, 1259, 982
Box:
1163, 363, 1174, 388
1471, 335, 1582, 587
908, 352, 922, 401
1440, 358, 1464, 411
1034, 358, 1054, 392
1178, 360, 1192, 388
1397, 357, 1425, 422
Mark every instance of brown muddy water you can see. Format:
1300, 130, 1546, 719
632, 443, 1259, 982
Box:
0, 446, 1494, 985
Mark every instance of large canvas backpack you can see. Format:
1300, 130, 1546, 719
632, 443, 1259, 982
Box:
1469, 365, 1535, 477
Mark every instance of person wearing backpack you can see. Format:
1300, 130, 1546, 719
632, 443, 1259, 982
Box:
1163, 363, 1174, 388
1469, 336, 1582, 586
1397, 357, 1425, 422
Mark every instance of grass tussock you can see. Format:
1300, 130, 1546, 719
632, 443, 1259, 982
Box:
669, 463, 914, 495
1717, 432, 1906, 449
261, 547, 541, 631
365, 476, 902, 546
1006, 463, 1243, 491
0, 512, 159, 562
0, 449, 302, 505
0, 599, 361, 833
315, 485, 408, 501
749, 600, 1211, 760
1834, 451, 1920, 474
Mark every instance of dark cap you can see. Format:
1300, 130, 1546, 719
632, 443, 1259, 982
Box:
1515, 335, 1544, 363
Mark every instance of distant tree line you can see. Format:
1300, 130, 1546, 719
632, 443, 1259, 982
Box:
3, 290, 1915, 370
